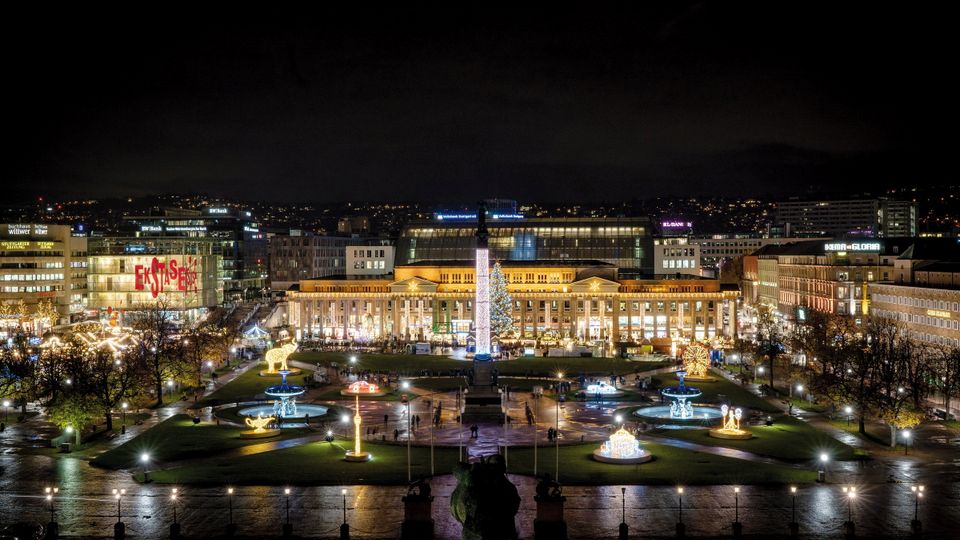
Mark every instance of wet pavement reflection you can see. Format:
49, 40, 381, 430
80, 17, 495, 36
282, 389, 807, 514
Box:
3, 454, 960, 538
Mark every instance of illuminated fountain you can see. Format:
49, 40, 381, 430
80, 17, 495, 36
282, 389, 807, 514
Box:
239, 412, 280, 439
260, 342, 301, 376
591, 427, 653, 464
239, 370, 329, 422
679, 344, 714, 381
634, 370, 722, 425
709, 405, 753, 440
344, 395, 371, 462
340, 380, 387, 397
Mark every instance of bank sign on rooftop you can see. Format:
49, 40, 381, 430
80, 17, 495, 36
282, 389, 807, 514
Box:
824, 241, 882, 252
434, 212, 524, 221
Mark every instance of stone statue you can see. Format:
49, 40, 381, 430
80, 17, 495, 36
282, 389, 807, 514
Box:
451, 455, 520, 540
535, 472, 563, 500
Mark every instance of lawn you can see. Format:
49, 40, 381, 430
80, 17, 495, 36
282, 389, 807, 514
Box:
649, 372, 781, 413
147, 438, 463, 486
652, 415, 858, 461
195, 367, 314, 408
146, 438, 814, 486
827, 419, 893, 448
291, 351, 673, 378
91, 414, 315, 470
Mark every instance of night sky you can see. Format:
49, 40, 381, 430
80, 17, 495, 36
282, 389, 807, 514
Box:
8, 4, 955, 203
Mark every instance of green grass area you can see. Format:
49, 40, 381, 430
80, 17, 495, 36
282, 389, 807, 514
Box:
653, 415, 858, 461
649, 372, 780, 413
147, 438, 463, 486
195, 367, 314, 409
291, 351, 672, 378
147, 438, 813, 486
91, 414, 314, 470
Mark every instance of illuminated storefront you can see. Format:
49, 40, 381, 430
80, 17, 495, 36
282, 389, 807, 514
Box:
87, 237, 221, 322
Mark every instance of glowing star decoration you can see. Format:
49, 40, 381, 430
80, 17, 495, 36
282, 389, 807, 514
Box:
590, 280, 601, 292
263, 343, 298, 374
709, 404, 753, 439
592, 427, 652, 464
407, 281, 419, 292
244, 413, 273, 433
681, 344, 711, 379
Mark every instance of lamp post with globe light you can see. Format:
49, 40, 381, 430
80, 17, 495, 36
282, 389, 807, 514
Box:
618, 487, 628, 540
226, 487, 237, 537
2, 399, 9, 421
788, 486, 799, 537
910, 485, 924, 534
141, 452, 151, 482
903, 429, 912, 455
844, 406, 852, 426
842, 486, 856, 537
732, 486, 742, 537
282, 487, 292, 537
44, 486, 59, 537
555, 372, 563, 480
818, 452, 829, 482
340, 488, 350, 538
676, 487, 685, 537
112, 488, 126, 538
170, 488, 181, 539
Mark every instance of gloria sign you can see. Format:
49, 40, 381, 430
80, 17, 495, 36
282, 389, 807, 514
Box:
134, 257, 200, 298
824, 242, 881, 252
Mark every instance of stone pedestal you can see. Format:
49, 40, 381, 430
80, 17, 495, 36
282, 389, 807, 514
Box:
45, 521, 59, 540
113, 522, 125, 540
675, 522, 685, 538
789, 521, 799, 537
282, 523, 293, 538
169, 522, 181, 539
732, 521, 742, 537
340, 523, 350, 540
225, 523, 237, 537
618, 522, 628, 540
533, 496, 567, 540
911, 519, 922, 537
401, 495, 434, 540
843, 520, 855, 539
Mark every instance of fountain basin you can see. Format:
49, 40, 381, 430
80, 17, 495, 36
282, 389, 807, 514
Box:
633, 404, 723, 425
239, 404, 329, 420
708, 428, 754, 440
344, 451, 371, 462
591, 448, 653, 464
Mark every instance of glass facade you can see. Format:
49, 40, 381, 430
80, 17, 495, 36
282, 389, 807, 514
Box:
397, 218, 653, 273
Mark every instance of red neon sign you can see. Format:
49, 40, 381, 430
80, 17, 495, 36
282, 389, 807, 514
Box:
134, 257, 200, 298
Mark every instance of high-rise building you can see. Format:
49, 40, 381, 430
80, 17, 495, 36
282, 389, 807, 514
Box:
269, 233, 392, 291
774, 198, 917, 238
0, 223, 88, 330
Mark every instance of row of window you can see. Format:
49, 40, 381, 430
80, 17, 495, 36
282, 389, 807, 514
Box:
1, 285, 63, 293
0, 273, 65, 281
353, 260, 388, 269
352, 249, 388, 258
662, 259, 697, 269
872, 293, 958, 313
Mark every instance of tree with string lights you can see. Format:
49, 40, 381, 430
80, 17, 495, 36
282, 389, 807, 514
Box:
489, 261, 514, 337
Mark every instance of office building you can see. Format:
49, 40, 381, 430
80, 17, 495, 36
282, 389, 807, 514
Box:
0, 224, 88, 331
269, 233, 392, 291
123, 206, 267, 300
653, 238, 700, 276
775, 198, 917, 238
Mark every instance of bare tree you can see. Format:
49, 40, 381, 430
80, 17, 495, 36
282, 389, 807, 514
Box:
129, 299, 183, 407
930, 344, 960, 419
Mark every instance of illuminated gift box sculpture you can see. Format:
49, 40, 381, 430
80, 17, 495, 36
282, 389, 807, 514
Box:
592, 427, 653, 464
340, 380, 387, 397
709, 404, 753, 439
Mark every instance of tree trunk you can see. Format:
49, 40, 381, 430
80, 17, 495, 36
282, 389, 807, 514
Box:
858, 415, 865, 435
105, 411, 114, 432
768, 355, 774, 389
889, 424, 896, 448
74, 429, 81, 446
155, 380, 164, 408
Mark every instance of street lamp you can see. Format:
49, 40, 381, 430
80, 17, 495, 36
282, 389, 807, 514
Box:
112, 488, 126, 523
402, 394, 412, 482
841, 486, 856, 537
2, 399, 9, 421
401, 380, 410, 391
614, 414, 623, 426
619, 487, 628, 540
282, 487, 292, 537
44, 486, 58, 524
844, 406, 852, 426
910, 485, 924, 534
818, 452, 829, 482
170, 488, 180, 538
350, 355, 357, 364
903, 429, 912, 455
789, 486, 798, 536
227, 487, 235, 532
676, 486, 685, 537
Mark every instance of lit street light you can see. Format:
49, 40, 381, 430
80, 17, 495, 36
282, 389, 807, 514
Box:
903, 429, 912, 455
844, 406, 852, 426
44, 486, 59, 525
789, 486, 799, 536
555, 372, 564, 481
283, 487, 293, 537
2, 399, 10, 421
842, 486, 856, 537
112, 487, 126, 538
818, 452, 829, 482
141, 452, 151, 482
910, 485, 924, 534
676, 486, 685, 537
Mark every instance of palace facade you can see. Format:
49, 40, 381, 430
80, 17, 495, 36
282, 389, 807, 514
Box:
287, 260, 739, 351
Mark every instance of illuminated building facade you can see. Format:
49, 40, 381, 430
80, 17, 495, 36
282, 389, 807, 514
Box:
123, 206, 267, 300
287, 261, 739, 349
269, 233, 392, 291
775, 198, 917, 238
86, 237, 221, 322
0, 223, 88, 327
396, 216, 654, 274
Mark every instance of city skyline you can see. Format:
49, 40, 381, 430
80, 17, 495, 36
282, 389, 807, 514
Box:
9, 4, 956, 203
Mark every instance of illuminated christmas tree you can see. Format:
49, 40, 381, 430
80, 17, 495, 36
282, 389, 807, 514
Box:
489, 261, 515, 336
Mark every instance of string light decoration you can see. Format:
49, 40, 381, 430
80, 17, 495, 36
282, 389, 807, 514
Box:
340, 380, 386, 397
261, 342, 300, 375
344, 395, 371, 462
592, 427, 652, 464
709, 404, 753, 439
681, 344, 713, 380
240, 412, 280, 439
